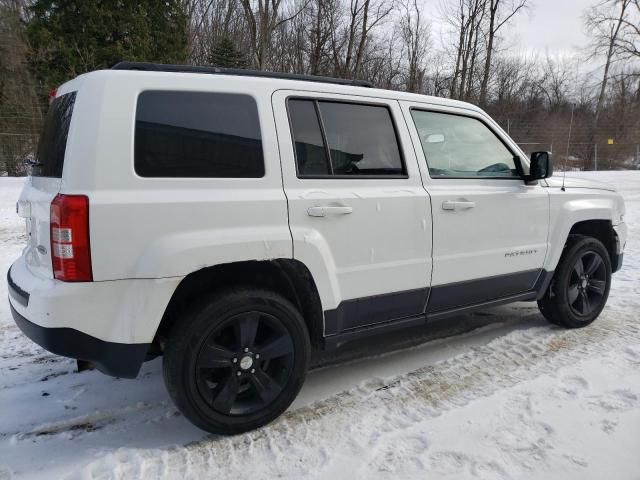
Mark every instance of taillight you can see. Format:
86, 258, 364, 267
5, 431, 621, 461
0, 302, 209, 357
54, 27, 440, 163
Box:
50, 194, 93, 282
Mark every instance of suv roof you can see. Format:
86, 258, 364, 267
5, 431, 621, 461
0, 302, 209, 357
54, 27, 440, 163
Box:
102, 62, 483, 115
111, 61, 375, 88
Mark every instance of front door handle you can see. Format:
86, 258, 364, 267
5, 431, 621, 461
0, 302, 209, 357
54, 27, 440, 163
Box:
442, 200, 476, 211
307, 205, 353, 217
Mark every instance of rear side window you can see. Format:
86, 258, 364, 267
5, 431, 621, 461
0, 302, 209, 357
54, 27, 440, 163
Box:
288, 100, 331, 175
287, 99, 405, 177
33, 92, 76, 178
135, 91, 264, 178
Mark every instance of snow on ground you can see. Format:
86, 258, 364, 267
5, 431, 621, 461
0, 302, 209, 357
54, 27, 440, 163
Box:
0, 172, 639, 479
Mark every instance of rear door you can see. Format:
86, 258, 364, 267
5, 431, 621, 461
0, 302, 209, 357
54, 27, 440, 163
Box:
273, 90, 432, 335
16, 92, 76, 279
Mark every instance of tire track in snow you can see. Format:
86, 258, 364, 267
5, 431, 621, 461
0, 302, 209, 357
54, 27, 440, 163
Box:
72, 309, 640, 480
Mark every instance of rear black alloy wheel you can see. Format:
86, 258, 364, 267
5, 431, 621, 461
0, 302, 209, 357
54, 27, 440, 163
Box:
163, 289, 310, 435
538, 235, 612, 328
195, 311, 294, 416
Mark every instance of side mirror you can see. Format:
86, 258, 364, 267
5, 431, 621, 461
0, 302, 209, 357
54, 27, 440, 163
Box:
526, 151, 553, 183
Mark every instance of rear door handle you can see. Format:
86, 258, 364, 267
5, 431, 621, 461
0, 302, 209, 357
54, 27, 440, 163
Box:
442, 200, 476, 211
307, 205, 353, 217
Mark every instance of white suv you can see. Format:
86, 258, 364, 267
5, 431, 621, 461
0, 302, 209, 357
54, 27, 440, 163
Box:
7, 62, 627, 434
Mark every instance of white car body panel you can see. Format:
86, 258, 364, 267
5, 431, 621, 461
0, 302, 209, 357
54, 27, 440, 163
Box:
399, 101, 549, 286
9, 256, 179, 343
272, 90, 432, 315
543, 185, 626, 271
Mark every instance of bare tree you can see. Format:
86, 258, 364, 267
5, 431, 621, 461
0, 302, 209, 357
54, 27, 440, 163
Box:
398, 0, 430, 92
478, 0, 528, 107
538, 54, 575, 110
305, 0, 341, 75
585, 0, 632, 127
239, 0, 310, 69
615, 0, 640, 60
445, 0, 487, 100
338, 0, 395, 78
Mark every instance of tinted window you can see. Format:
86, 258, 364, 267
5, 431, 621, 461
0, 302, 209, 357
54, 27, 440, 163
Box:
287, 99, 405, 178
33, 92, 76, 178
288, 99, 330, 175
319, 102, 404, 176
411, 110, 518, 178
135, 91, 264, 178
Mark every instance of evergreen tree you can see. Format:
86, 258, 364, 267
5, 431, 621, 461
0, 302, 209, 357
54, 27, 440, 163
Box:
27, 0, 188, 94
209, 38, 246, 69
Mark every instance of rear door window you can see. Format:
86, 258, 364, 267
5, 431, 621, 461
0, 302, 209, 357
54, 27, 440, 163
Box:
288, 99, 331, 176
32, 92, 76, 178
287, 99, 406, 178
135, 91, 264, 178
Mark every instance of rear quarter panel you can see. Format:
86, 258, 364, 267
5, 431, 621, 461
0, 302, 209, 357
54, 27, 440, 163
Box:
60, 71, 292, 281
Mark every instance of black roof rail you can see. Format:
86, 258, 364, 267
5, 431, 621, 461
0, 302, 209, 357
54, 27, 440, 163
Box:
111, 61, 374, 88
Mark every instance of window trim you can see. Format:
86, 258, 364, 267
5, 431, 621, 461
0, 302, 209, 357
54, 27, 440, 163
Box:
133, 89, 266, 179
409, 107, 525, 180
286, 96, 409, 180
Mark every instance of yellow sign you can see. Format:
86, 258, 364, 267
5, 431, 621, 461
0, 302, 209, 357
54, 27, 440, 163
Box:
608, 138, 614, 145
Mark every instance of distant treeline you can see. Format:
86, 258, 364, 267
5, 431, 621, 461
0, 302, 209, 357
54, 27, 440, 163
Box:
1, 0, 639, 175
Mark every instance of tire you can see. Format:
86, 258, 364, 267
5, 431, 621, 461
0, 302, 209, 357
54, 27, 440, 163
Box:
538, 235, 612, 328
163, 288, 310, 435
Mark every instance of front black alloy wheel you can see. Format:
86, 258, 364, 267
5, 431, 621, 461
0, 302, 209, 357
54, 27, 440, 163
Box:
538, 235, 612, 328
566, 250, 607, 317
163, 288, 310, 435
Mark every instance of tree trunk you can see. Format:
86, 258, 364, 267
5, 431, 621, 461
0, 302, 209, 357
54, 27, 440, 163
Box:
479, 0, 498, 107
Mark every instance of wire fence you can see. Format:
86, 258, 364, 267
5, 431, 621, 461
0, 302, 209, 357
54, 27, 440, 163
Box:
516, 141, 640, 171
0, 132, 38, 176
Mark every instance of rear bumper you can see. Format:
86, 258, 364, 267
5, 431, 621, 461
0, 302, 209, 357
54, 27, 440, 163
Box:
10, 303, 148, 378
6, 256, 181, 378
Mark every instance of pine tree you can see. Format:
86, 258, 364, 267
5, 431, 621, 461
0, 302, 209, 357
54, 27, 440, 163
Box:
209, 38, 247, 69
26, 0, 188, 95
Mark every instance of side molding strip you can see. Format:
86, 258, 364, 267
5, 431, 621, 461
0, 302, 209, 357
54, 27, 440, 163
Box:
324, 287, 428, 335
426, 269, 542, 313
322, 269, 554, 347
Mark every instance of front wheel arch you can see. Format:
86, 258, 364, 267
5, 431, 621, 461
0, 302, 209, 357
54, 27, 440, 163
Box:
538, 235, 612, 328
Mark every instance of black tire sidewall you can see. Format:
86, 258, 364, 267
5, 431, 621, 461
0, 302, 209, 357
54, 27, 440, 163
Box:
163, 289, 310, 435
549, 237, 612, 328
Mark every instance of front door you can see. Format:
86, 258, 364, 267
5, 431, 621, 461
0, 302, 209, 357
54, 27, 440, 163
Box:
273, 91, 432, 335
401, 102, 550, 312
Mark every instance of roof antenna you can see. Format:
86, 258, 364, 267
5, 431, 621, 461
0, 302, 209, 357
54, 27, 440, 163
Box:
562, 103, 575, 192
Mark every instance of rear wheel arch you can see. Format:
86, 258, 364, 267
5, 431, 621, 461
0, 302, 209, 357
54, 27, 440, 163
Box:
155, 259, 325, 352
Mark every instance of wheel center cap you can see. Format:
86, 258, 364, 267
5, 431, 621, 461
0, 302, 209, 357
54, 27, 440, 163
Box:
239, 355, 253, 370
581, 279, 588, 289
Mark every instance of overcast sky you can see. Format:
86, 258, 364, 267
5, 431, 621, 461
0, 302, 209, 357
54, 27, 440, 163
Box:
505, 0, 594, 55
429, 0, 597, 58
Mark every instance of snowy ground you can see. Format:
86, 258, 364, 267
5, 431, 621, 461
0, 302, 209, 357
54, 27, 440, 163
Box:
0, 172, 639, 480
